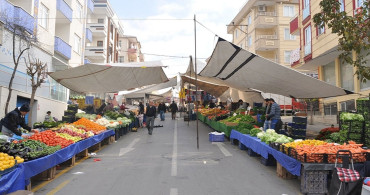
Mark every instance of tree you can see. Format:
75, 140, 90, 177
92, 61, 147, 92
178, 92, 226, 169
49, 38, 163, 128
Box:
313, 0, 370, 82
25, 57, 48, 126
2, 14, 38, 114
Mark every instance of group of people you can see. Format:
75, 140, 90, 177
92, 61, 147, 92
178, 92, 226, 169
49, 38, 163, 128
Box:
144, 101, 178, 135
263, 98, 282, 132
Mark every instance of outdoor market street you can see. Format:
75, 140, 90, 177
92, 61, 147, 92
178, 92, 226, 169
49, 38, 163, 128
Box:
33, 113, 301, 195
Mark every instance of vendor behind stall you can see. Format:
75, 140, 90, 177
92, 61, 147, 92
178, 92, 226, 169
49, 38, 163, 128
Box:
0, 104, 35, 137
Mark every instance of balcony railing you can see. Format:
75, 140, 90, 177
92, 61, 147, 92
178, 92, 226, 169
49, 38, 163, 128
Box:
0, 0, 35, 35
54, 36, 72, 60
303, 7, 310, 21
87, 0, 94, 12
256, 35, 278, 40
256, 12, 277, 17
87, 23, 107, 37
86, 28, 92, 42
56, 0, 72, 22
254, 12, 277, 28
128, 48, 137, 53
290, 15, 299, 35
304, 43, 311, 56
84, 58, 91, 64
85, 46, 107, 60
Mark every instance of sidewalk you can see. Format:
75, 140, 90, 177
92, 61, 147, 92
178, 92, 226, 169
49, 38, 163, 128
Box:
281, 116, 334, 139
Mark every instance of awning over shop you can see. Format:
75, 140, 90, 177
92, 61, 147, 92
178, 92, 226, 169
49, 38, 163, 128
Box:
181, 75, 229, 97
48, 61, 168, 93
218, 88, 265, 104
199, 38, 352, 99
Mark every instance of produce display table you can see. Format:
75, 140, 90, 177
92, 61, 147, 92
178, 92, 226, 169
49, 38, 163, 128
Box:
197, 113, 206, 122
0, 130, 115, 194
230, 130, 301, 176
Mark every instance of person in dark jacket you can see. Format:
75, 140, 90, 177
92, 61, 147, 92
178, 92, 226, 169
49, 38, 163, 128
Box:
139, 102, 144, 114
158, 102, 166, 121
96, 100, 106, 115
145, 101, 157, 135
170, 101, 178, 120
1, 104, 33, 137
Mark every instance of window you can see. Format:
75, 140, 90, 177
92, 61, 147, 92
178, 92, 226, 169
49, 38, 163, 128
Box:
97, 41, 103, 47
324, 103, 337, 115
118, 56, 124, 63
354, 0, 364, 15
98, 19, 104, 24
317, 23, 325, 35
284, 51, 292, 63
39, 4, 49, 29
304, 25, 311, 56
75, 1, 83, 21
340, 100, 355, 111
303, 0, 310, 20
248, 36, 252, 47
284, 28, 295, 40
118, 40, 122, 48
323, 61, 336, 86
248, 15, 252, 25
73, 34, 81, 54
340, 0, 345, 12
235, 30, 238, 39
340, 62, 354, 91
283, 5, 295, 17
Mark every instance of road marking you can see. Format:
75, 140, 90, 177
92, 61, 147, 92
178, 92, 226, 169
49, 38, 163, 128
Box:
170, 188, 178, 195
46, 180, 70, 195
213, 142, 232, 157
171, 121, 178, 176
32, 145, 107, 192
119, 138, 140, 156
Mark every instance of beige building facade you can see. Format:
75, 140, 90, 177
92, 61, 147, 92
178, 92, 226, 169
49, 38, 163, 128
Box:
290, 0, 370, 120
228, 0, 300, 66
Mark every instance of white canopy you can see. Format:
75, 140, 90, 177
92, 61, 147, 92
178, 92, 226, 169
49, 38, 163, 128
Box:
218, 88, 265, 104
48, 61, 168, 93
119, 77, 177, 96
199, 38, 352, 99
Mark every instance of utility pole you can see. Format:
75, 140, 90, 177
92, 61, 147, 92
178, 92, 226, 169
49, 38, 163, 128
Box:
194, 15, 199, 150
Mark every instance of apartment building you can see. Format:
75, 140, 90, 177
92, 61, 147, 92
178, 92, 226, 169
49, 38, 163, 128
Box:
84, 0, 125, 64
118, 35, 144, 63
289, 0, 369, 120
227, 0, 299, 66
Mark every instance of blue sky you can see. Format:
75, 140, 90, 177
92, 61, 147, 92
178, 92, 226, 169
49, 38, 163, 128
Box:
109, 0, 246, 77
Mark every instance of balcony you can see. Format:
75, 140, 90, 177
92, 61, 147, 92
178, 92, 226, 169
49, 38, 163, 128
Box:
87, 23, 107, 37
87, 0, 94, 13
254, 12, 277, 28
86, 28, 92, 43
85, 46, 107, 61
290, 15, 299, 36
56, 0, 72, 23
54, 36, 71, 60
254, 35, 278, 51
0, 0, 35, 35
128, 48, 137, 53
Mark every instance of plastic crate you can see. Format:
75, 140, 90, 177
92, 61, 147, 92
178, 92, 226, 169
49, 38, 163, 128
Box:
247, 148, 258, 157
292, 116, 307, 124
260, 154, 276, 166
300, 170, 329, 194
292, 129, 306, 136
238, 142, 247, 150
209, 133, 224, 142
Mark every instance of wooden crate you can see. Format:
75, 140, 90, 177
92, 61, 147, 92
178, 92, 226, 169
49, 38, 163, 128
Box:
88, 142, 101, 152
276, 162, 297, 179
34, 166, 56, 181
109, 136, 115, 143
26, 181, 31, 191
77, 149, 89, 158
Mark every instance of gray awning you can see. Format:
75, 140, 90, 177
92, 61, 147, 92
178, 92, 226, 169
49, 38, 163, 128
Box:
199, 38, 352, 99
48, 61, 168, 93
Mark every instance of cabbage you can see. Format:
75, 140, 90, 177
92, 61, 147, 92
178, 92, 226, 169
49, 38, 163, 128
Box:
257, 132, 265, 139
266, 129, 276, 134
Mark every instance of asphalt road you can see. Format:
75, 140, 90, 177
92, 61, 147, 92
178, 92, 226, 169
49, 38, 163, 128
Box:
34, 113, 301, 195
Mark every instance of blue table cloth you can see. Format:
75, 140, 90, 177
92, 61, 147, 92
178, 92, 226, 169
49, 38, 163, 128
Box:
0, 130, 115, 194
230, 129, 301, 176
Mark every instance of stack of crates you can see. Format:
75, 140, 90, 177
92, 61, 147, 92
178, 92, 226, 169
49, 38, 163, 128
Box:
356, 99, 370, 147
290, 116, 307, 139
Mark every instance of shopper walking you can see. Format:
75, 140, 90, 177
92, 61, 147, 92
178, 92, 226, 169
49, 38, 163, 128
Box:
263, 99, 272, 131
170, 101, 178, 120
158, 102, 166, 121
267, 98, 282, 132
139, 102, 144, 115
145, 101, 157, 135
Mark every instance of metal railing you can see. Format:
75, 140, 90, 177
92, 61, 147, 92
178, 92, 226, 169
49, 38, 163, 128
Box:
255, 12, 277, 17
54, 36, 72, 60
87, 0, 94, 12
256, 35, 278, 40
56, 0, 72, 22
